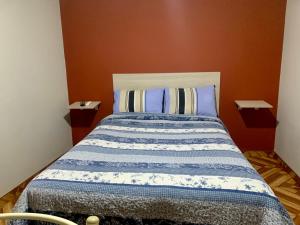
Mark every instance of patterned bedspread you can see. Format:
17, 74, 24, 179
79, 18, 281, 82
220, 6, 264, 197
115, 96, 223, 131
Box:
14, 113, 293, 225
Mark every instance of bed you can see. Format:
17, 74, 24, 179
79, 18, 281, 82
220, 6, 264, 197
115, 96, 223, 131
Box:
13, 73, 293, 225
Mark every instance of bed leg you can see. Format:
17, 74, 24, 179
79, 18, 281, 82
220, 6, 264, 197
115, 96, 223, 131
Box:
86, 216, 99, 225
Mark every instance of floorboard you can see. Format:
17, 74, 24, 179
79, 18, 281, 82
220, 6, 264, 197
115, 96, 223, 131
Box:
244, 151, 300, 224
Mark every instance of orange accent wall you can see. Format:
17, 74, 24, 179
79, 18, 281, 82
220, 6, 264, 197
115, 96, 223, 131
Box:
60, 0, 286, 151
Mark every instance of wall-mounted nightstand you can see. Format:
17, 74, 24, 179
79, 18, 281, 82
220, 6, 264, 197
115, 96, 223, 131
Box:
235, 100, 273, 110
69, 101, 101, 110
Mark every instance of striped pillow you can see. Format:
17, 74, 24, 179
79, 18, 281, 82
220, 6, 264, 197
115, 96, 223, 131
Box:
164, 86, 217, 116
113, 89, 164, 113
164, 88, 198, 114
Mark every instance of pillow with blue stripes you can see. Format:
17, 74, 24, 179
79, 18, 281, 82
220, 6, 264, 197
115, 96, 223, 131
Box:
113, 88, 164, 113
164, 86, 217, 117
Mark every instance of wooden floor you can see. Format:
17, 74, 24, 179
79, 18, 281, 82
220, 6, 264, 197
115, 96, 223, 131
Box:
245, 151, 300, 224
0, 151, 300, 225
0, 179, 29, 225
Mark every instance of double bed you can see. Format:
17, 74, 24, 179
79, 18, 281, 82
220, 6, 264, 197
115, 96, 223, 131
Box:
13, 73, 293, 225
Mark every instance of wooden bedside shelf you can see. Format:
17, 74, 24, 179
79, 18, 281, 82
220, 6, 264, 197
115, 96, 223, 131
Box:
235, 100, 273, 110
69, 101, 101, 110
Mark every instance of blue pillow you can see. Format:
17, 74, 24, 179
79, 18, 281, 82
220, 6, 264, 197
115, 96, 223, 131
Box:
113, 88, 164, 113
196, 86, 217, 117
164, 86, 217, 117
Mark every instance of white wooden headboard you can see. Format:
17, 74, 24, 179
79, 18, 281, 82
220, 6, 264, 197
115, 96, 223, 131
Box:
113, 72, 221, 112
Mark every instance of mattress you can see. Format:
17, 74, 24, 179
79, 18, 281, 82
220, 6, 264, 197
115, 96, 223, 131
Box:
13, 113, 293, 225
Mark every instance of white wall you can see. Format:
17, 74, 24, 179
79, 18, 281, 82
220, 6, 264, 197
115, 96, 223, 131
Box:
275, 0, 300, 175
0, 0, 72, 196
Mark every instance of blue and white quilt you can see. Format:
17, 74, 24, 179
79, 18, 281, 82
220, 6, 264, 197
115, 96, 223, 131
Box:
14, 113, 293, 225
